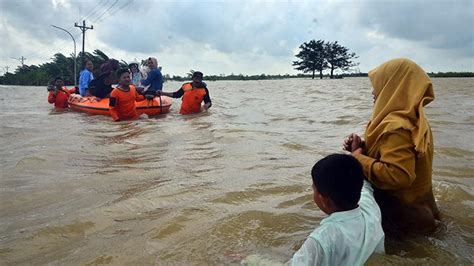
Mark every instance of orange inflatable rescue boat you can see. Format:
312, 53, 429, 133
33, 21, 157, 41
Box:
68, 94, 172, 116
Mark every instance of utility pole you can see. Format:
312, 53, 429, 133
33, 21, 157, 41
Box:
4, 66, 9, 73
11, 56, 26, 72
19, 56, 26, 67
74, 20, 93, 66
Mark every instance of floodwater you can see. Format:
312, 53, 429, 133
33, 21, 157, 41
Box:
0, 78, 473, 265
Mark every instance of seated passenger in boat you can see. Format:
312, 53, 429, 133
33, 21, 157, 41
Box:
140, 57, 163, 97
47, 77, 77, 109
78, 60, 94, 96
109, 69, 146, 121
158, 71, 212, 115
129, 62, 142, 87
89, 59, 120, 99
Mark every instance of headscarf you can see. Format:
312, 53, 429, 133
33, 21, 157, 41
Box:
365, 58, 435, 157
148, 57, 158, 69
100, 59, 119, 75
96, 59, 120, 85
128, 62, 139, 73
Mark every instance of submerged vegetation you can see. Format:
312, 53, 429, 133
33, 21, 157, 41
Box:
0, 49, 472, 86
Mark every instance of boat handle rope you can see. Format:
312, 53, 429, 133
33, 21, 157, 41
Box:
158, 94, 163, 114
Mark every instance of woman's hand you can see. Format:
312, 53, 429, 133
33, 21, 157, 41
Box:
351, 148, 363, 156
343, 133, 365, 152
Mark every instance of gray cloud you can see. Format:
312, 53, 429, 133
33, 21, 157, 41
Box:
100, 1, 316, 57
0, 0, 472, 74
357, 0, 473, 55
1, 0, 68, 40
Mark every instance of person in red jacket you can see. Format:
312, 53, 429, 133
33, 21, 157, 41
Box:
109, 68, 145, 121
159, 71, 212, 115
47, 77, 77, 109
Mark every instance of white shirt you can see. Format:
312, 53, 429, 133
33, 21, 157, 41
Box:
291, 181, 385, 266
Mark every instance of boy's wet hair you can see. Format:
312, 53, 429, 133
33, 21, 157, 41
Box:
311, 154, 364, 210
192, 71, 203, 78
116, 68, 130, 78
54, 76, 63, 82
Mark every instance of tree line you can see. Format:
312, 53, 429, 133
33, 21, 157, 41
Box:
0, 46, 361, 86
293, 39, 359, 79
0, 50, 128, 86
1, 48, 472, 86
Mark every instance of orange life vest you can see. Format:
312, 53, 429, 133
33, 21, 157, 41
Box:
109, 85, 145, 121
180, 83, 207, 115
48, 86, 74, 108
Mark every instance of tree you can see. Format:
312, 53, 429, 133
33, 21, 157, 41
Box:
187, 69, 196, 79
293, 39, 327, 79
0, 49, 119, 86
325, 41, 358, 79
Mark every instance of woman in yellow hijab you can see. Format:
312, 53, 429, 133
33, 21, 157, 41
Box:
343, 58, 440, 236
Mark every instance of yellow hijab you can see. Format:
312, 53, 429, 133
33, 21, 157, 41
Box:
365, 58, 435, 157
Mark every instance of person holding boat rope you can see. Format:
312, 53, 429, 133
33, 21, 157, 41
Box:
158, 71, 212, 115
47, 76, 77, 109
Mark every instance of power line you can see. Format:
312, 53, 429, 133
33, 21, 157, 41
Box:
11, 56, 26, 67
12, 0, 133, 68
10, 56, 26, 73
62, 0, 110, 34
102, 0, 134, 23
22, 31, 82, 64
93, 0, 119, 23
7, 2, 105, 68
82, 0, 112, 24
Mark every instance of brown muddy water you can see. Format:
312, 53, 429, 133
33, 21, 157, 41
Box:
0, 78, 473, 265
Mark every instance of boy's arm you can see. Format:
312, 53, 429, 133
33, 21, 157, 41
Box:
358, 180, 382, 218
203, 88, 212, 110
48, 91, 56, 104
291, 237, 324, 266
109, 91, 120, 121
134, 87, 145, 102
358, 180, 385, 254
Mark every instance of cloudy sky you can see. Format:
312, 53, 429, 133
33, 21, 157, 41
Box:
1, 0, 473, 76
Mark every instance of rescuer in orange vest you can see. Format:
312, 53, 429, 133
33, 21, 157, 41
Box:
158, 71, 212, 115
109, 68, 146, 121
47, 77, 77, 109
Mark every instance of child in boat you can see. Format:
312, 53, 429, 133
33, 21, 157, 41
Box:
109, 68, 145, 121
47, 77, 77, 109
137, 64, 151, 91
291, 154, 384, 266
158, 71, 212, 115
129, 62, 142, 87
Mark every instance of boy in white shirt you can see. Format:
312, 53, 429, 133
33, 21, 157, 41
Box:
291, 154, 384, 266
